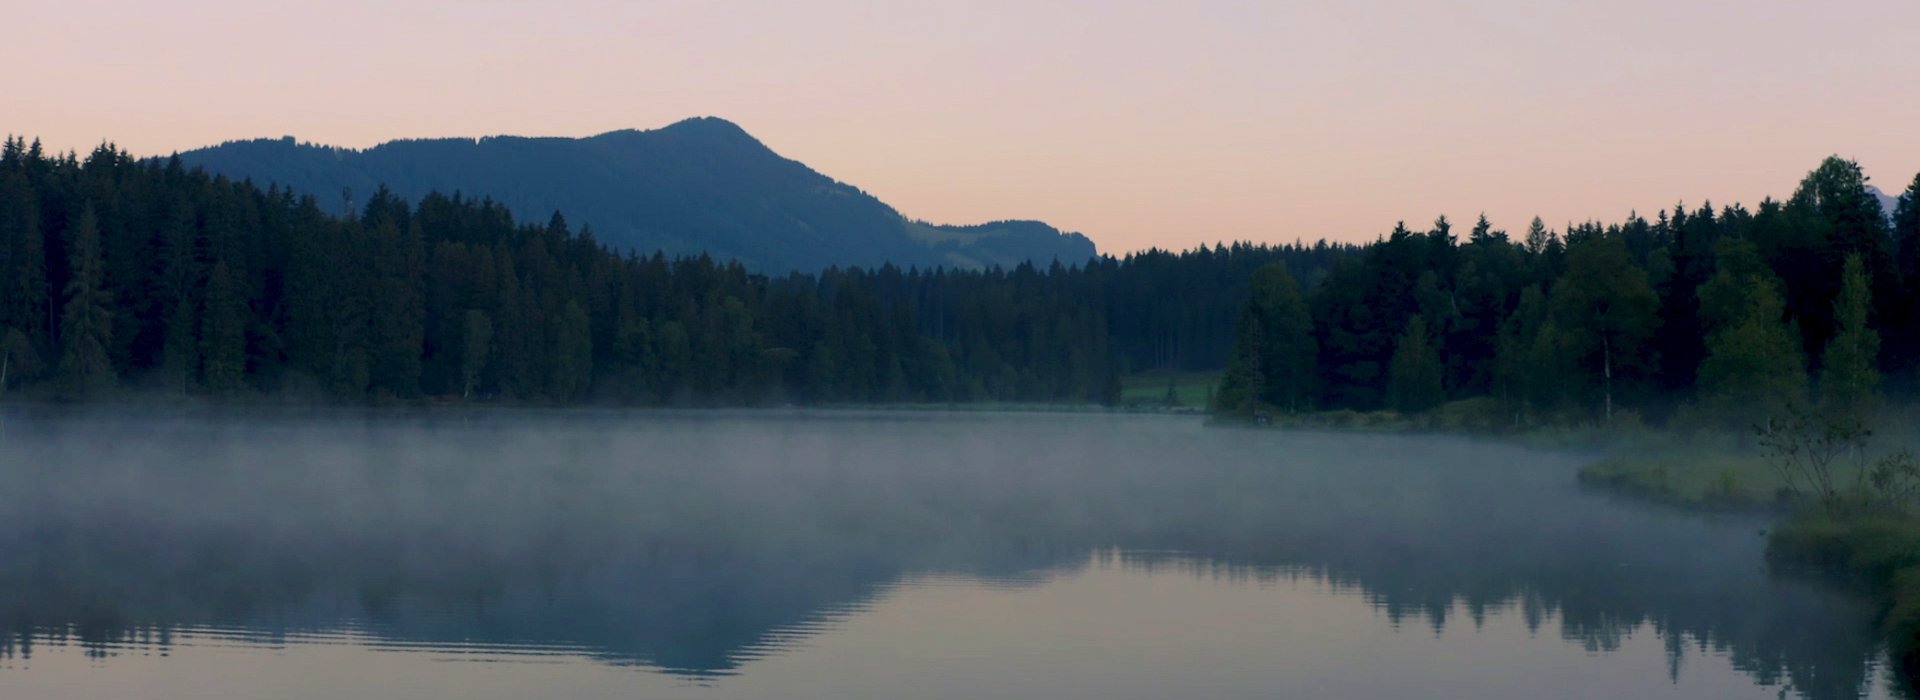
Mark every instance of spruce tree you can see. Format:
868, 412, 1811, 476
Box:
1895, 171, 1920, 375
4, 178, 48, 345
1552, 236, 1659, 420
1388, 315, 1443, 414
157, 204, 200, 392
199, 259, 247, 392
461, 309, 493, 400
0, 327, 41, 396
1696, 267, 1806, 428
1249, 264, 1317, 412
1896, 171, 1920, 284
549, 301, 593, 401
1523, 319, 1573, 419
57, 206, 113, 396
1820, 254, 1879, 420
1213, 315, 1265, 416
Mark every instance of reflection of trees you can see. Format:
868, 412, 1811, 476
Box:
0, 412, 1893, 697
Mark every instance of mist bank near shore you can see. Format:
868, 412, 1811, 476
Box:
0, 409, 1888, 696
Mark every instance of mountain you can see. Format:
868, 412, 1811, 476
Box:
1868, 184, 1899, 220
170, 117, 1096, 272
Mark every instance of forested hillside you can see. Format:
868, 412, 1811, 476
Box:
0, 138, 1344, 405
1218, 157, 1920, 427
25, 135, 1909, 420
172, 118, 1097, 272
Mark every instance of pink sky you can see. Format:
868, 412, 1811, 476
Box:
5, 0, 1918, 252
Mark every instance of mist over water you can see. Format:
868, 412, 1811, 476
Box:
0, 409, 1897, 699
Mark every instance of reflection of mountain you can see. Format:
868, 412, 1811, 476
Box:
0, 411, 1889, 697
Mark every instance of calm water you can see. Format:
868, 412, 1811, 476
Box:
0, 410, 1899, 699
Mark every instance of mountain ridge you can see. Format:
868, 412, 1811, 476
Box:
171, 117, 1097, 272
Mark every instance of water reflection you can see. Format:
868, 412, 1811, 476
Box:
0, 410, 1897, 698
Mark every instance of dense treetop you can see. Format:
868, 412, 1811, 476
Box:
1219, 157, 1920, 427
9, 135, 1915, 422
0, 137, 1344, 405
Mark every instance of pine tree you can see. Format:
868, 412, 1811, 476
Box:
461, 309, 493, 400
1696, 267, 1805, 428
1522, 319, 1574, 419
1524, 217, 1552, 255
368, 217, 424, 397
157, 204, 200, 392
199, 259, 247, 393
1820, 254, 1879, 420
3, 178, 49, 345
1896, 171, 1920, 284
1212, 315, 1265, 416
57, 206, 114, 396
549, 300, 593, 401
0, 327, 41, 396
1247, 264, 1317, 412
1492, 286, 1551, 422
1552, 236, 1659, 420
1894, 171, 1920, 376
1388, 315, 1443, 414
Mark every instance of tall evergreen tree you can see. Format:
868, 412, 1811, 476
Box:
0, 327, 41, 396
461, 309, 493, 400
1552, 236, 1659, 420
199, 259, 247, 392
1820, 254, 1879, 420
1696, 266, 1806, 429
1894, 171, 1920, 377
1897, 171, 1920, 284
56, 206, 113, 396
549, 300, 593, 401
1246, 264, 1317, 411
157, 203, 200, 391
1388, 315, 1443, 414
1213, 315, 1266, 417
2, 175, 49, 346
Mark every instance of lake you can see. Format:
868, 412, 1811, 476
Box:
0, 410, 1899, 699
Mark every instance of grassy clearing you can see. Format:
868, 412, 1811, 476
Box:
1121, 371, 1219, 409
1572, 410, 1920, 509
1575, 448, 1786, 509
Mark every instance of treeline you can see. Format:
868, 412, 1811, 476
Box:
1219, 156, 1920, 428
0, 138, 1352, 405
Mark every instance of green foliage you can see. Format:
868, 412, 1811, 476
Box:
0, 140, 1155, 406
1696, 261, 1806, 428
1213, 318, 1265, 416
1247, 265, 1317, 410
1821, 254, 1880, 421
1388, 315, 1443, 414
1897, 172, 1920, 286
1790, 157, 1892, 271
1214, 264, 1317, 415
1551, 235, 1660, 420
198, 260, 246, 393
56, 205, 113, 397
460, 309, 493, 400
1754, 405, 1918, 514
6, 137, 1920, 421
0, 327, 41, 395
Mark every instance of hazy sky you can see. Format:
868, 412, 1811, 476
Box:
6, 0, 1918, 252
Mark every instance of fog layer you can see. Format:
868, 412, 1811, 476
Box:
0, 409, 1885, 697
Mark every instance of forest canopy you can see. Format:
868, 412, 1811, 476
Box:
1217, 157, 1920, 427
0, 138, 1345, 405
5, 137, 1917, 424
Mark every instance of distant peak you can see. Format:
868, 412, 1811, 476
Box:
664, 116, 744, 131
590, 117, 761, 148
